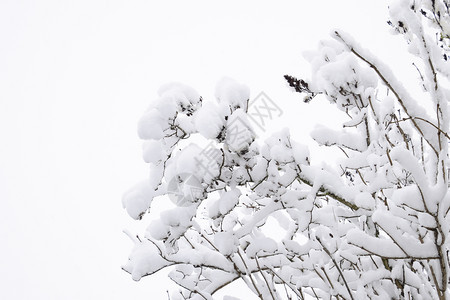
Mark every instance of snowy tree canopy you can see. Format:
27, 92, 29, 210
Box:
123, 0, 449, 299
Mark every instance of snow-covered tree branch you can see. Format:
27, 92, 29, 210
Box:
123, 0, 449, 299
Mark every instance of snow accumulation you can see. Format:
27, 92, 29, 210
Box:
123, 2, 450, 297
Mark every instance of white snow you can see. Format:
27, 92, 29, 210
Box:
215, 77, 250, 111
122, 181, 157, 220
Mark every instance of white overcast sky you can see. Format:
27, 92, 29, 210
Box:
0, 1, 396, 299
